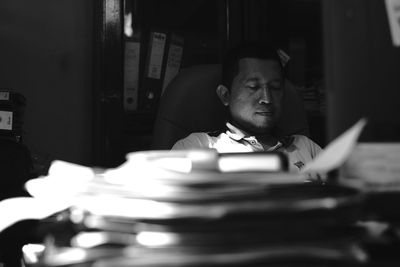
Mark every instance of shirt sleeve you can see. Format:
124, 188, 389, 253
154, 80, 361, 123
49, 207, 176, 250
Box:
307, 137, 323, 159
297, 135, 325, 183
292, 135, 323, 159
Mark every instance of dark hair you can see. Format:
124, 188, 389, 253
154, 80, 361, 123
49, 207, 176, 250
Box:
221, 42, 284, 89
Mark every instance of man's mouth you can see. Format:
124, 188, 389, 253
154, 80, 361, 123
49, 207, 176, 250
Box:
255, 111, 274, 116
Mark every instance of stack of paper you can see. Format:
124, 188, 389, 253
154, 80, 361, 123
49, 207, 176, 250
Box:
340, 142, 400, 225
0, 118, 371, 266
340, 143, 400, 192
17, 148, 367, 266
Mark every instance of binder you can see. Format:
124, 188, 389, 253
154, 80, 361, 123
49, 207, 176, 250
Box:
0, 91, 13, 131
140, 31, 168, 112
0, 91, 25, 139
162, 34, 184, 95
123, 32, 141, 112
0, 110, 13, 131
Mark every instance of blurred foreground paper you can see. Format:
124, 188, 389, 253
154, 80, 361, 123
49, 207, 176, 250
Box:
0, 160, 94, 233
0, 119, 367, 233
301, 118, 367, 174
0, 197, 71, 233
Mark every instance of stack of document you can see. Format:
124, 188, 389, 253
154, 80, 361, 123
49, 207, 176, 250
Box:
340, 143, 400, 192
340, 143, 400, 224
18, 149, 368, 266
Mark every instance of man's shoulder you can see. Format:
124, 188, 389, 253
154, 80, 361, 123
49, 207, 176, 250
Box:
291, 134, 313, 143
171, 131, 225, 150
186, 130, 225, 139
175, 132, 210, 144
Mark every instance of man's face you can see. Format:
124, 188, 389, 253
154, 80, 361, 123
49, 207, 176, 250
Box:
228, 57, 284, 134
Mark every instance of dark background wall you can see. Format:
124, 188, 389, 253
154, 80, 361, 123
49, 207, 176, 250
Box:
323, 0, 400, 142
0, 0, 93, 165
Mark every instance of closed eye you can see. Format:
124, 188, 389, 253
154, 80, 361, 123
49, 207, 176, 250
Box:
245, 83, 261, 90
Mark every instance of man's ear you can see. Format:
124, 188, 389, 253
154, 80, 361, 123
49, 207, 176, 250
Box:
216, 85, 230, 106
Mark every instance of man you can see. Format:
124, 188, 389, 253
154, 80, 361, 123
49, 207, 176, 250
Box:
172, 43, 322, 172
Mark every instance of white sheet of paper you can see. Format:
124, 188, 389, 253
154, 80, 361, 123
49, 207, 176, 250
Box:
0, 160, 95, 233
25, 160, 94, 199
301, 118, 367, 173
0, 197, 71, 233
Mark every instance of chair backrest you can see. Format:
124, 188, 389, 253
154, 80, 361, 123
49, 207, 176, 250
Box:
151, 64, 309, 150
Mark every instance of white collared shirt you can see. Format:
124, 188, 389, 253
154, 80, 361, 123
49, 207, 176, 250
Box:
171, 122, 322, 172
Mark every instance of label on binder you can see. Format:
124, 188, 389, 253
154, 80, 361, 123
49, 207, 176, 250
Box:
147, 32, 167, 79
0, 92, 10, 101
0, 111, 13, 130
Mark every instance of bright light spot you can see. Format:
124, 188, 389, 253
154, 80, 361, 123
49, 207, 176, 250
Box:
25, 160, 93, 199
124, 12, 133, 37
71, 232, 108, 248
136, 231, 177, 247
70, 208, 85, 224
48, 160, 94, 181
75, 196, 175, 219
22, 244, 45, 264
218, 154, 281, 172
48, 248, 87, 265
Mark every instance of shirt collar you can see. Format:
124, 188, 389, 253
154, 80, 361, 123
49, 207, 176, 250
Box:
225, 122, 249, 141
268, 141, 283, 151
225, 122, 287, 151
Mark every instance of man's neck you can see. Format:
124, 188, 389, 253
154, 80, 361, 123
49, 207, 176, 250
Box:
255, 134, 279, 147
227, 121, 278, 147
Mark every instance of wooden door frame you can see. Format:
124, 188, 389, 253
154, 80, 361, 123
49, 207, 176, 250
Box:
93, 0, 125, 167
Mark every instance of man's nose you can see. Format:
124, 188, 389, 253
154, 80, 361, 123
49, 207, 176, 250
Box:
258, 87, 272, 104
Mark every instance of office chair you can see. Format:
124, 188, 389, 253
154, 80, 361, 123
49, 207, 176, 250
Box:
151, 64, 309, 150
